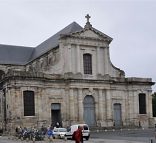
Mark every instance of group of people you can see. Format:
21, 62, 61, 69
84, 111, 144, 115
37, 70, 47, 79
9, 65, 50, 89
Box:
15, 122, 84, 143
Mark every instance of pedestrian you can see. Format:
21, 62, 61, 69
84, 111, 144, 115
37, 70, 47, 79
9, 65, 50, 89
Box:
72, 126, 83, 143
55, 122, 60, 128
47, 127, 54, 143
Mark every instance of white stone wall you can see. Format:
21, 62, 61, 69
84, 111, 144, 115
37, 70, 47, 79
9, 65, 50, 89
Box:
23, 29, 124, 79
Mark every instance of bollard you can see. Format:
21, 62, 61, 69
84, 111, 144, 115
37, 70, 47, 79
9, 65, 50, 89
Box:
21, 136, 23, 141
26, 137, 29, 142
150, 139, 153, 143
64, 136, 67, 141
32, 137, 35, 143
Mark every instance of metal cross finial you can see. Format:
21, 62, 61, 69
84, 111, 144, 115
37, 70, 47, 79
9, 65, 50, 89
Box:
84, 14, 92, 29
85, 14, 91, 23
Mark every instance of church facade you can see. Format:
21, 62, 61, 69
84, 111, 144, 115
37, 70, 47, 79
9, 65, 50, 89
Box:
0, 15, 155, 131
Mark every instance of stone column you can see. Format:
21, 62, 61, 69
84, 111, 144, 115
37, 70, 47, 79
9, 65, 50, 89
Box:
98, 89, 103, 120
104, 47, 109, 74
69, 89, 75, 122
128, 91, 134, 120
76, 45, 81, 73
106, 90, 112, 122
97, 47, 101, 74
78, 88, 83, 122
68, 44, 72, 72
37, 88, 42, 122
147, 91, 153, 117
133, 91, 138, 118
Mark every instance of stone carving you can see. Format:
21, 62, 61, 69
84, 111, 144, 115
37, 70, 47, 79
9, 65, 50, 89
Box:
83, 88, 95, 96
42, 56, 48, 70
48, 49, 60, 66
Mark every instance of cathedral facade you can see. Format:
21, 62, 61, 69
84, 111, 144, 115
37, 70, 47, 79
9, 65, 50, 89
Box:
0, 15, 155, 131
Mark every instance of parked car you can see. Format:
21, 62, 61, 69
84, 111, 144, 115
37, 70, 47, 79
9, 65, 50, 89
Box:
53, 128, 67, 139
65, 124, 90, 140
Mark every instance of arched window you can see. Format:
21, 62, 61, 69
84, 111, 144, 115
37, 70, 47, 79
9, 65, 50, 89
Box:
23, 90, 35, 116
139, 93, 146, 114
83, 54, 92, 74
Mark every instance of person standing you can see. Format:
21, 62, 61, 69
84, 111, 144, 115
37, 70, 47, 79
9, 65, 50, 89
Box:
47, 127, 54, 143
72, 126, 83, 143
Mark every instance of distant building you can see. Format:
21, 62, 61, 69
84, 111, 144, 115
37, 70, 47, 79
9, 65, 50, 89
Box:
0, 15, 155, 132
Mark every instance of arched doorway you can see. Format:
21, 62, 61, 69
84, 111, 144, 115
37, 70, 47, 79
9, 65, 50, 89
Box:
113, 103, 122, 127
83, 95, 96, 126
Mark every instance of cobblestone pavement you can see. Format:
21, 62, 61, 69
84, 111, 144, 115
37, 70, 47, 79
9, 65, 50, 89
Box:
0, 136, 148, 143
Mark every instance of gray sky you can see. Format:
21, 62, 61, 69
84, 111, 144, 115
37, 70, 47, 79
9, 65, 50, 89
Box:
0, 0, 155, 91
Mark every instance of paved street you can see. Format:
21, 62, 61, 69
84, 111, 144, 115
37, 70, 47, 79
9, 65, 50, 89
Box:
0, 137, 148, 143
91, 128, 156, 142
0, 128, 155, 143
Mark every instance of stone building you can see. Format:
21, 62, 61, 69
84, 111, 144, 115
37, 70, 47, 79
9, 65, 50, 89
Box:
0, 15, 155, 131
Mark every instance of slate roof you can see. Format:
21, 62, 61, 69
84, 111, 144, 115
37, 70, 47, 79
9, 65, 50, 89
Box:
31, 22, 83, 60
0, 44, 34, 65
0, 22, 83, 65
0, 21, 112, 65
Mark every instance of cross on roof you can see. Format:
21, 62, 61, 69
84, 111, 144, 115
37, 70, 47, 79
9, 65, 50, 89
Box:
85, 14, 91, 23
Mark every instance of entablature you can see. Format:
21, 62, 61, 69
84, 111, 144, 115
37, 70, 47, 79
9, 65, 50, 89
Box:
59, 35, 109, 47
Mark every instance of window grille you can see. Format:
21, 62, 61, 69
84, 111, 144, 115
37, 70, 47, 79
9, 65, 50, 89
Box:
83, 54, 92, 74
23, 90, 35, 116
139, 93, 146, 114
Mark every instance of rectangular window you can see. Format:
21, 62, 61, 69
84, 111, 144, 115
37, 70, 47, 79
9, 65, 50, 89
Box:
23, 91, 35, 116
83, 54, 92, 74
139, 93, 146, 114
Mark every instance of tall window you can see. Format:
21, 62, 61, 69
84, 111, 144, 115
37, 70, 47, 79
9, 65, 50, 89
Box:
83, 54, 92, 74
23, 90, 35, 116
139, 93, 146, 114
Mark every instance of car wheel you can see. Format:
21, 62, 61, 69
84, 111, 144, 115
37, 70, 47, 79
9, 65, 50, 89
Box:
85, 136, 89, 140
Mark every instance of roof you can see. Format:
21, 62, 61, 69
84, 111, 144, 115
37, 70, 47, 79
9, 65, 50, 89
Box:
30, 22, 83, 60
0, 22, 83, 65
0, 44, 34, 65
0, 21, 112, 65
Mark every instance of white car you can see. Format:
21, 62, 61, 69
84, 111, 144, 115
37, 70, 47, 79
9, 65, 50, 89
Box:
53, 128, 67, 139
65, 124, 90, 140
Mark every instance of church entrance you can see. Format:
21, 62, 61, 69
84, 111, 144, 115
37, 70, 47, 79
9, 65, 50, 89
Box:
83, 95, 96, 126
113, 103, 122, 127
51, 103, 62, 127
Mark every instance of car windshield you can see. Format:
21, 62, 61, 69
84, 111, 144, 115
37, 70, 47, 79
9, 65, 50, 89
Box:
67, 127, 71, 132
59, 128, 67, 132
83, 125, 88, 130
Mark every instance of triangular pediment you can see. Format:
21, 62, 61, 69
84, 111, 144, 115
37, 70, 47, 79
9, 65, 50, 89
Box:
71, 27, 113, 42
79, 29, 102, 38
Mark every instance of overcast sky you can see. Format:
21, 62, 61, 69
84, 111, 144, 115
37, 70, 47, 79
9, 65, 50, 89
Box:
0, 0, 155, 91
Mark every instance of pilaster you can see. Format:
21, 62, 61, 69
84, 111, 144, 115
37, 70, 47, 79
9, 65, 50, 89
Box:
76, 45, 81, 73
97, 47, 101, 74
78, 88, 83, 122
98, 89, 103, 120
69, 89, 75, 122
104, 47, 109, 75
68, 44, 72, 72
106, 89, 113, 126
147, 90, 153, 117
